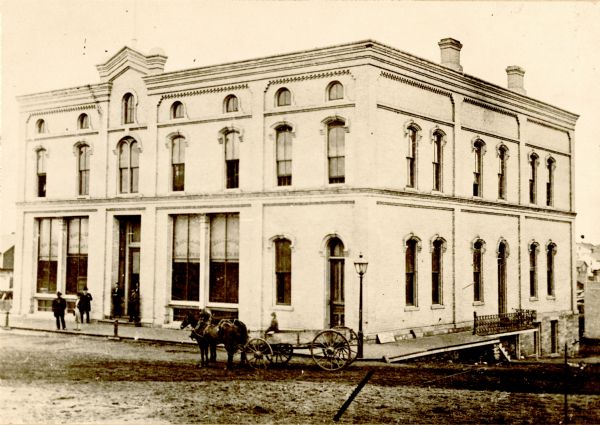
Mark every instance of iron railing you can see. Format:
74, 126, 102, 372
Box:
473, 309, 536, 336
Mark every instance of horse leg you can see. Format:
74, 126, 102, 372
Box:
210, 343, 217, 363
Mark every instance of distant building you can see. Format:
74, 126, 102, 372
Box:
0, 233, 15, 296
13, 39, 579, 356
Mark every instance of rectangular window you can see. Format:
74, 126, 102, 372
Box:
328, 125, 345, 184
37, 150, 46, 197
66, 217, 88, 295
275, 239, 292, 305
172, 138, 185, 192
209, 213, 239, 303
473, 249, 482, 302
529, 247, 537, 298
547, 246, 556, 296
405, 241, 417, 306
225, 132, 240, 189
226, 160, 239, 189
550, 320, 558, 354
36, 218, 60, 293
276, 128, 292, 186
431, 242, 442, 305
171, 215, 200, 301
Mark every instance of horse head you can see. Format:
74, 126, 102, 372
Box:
180, 310, 199, 330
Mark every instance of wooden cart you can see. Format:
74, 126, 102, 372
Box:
244, 326, 359, 371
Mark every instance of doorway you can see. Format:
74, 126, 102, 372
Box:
116, 216, 141, 320
327, 237, 345, 327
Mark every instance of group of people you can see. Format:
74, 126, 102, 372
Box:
51, 287, 92, 331
51, 283, 141, 330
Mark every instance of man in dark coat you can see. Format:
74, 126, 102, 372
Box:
52, 291, 67, 330
78, 287, 93, 324
111, 283, 122, 319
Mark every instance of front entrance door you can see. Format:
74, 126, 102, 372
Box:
327, 237, 345, 327
117, 216, 141, 319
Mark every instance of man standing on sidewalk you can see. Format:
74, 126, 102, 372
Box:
52, 292, 67, 330
78, 287, 93, 324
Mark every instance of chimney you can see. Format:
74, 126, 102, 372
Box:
506, 66, 526, 95
438, 38, 463, 72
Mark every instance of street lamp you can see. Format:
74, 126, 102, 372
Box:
354, 253, 368, 359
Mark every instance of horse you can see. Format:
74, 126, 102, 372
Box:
180, 310, 249, 369
180, 310, 219, 367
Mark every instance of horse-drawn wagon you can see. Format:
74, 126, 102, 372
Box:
244, 326, 359, 371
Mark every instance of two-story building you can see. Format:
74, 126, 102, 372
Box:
12, 39, 579, 356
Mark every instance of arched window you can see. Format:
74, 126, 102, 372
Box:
171, 101, 184, 119
276, 125, 292, 186
407, 127, 418, 188
327, 120, 345, 184
529, 153, 539, 204
327, 81, 344, 101
327, 237, 345, 327
224, 95, 239, 113
225, 131, 240, 188
473, 140, 485, 197
432, 132, 443, 191
36, 149, 47, 197
118, 138, 139, 193
529, 242, 539, 298
473, 239, 484, 302
546, 157, 556, 206
275, 238, 292, 305
276, 88, 291, 107
171, 136, 185, 191
547, 243, 557, 296
122, 93, 135, 124
497, 241, 507, 315
77, 114, 89, 130
431, 239, 444, 305
498, 145, 508, 200
36, 119, 47, 134
78, 144, 90, 196
406, 238, 419, 306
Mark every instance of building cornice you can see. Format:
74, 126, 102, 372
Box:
264, 70, 351, 92
157, 83, 249, 107
380, 71, 452, 98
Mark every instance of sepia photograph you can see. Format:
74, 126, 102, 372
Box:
0, 0, 599, 423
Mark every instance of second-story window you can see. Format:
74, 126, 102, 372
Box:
77, 114, 89, 130
171, 136, 185, 191
328, 81, 344, 101
36, 149, 47, 197
546, 157, 555, 206
276, 88, 291, 107
498, 145, 508, 200
473, 140, 485, 197
225, 131, 240, 189
122, 93, 135, 124
327, 120, 345, 184
432, 132, 443, 191
36, 119, 47, 134
407, 127, 418, 188
118, 138, 139, 193
171, 101, 184, 119
78, 144, 90, 196
276, 125, 292, 186
529, 153, 539, 204
224, 95, 239, 113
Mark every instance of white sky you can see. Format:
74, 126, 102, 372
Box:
1, 0, 599, 242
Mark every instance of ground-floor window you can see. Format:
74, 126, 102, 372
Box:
550, 320, 558, 354
36, 218, 60, 294
275, 238, 292, 305
66, 217, 89, 295
209, 213, 239, 303
171, 215, 201, 301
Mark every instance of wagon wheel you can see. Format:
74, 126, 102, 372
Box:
270, 343, 293, 365
245, 338, 273, 369
310, 330, 351, 371
333, 326, 359, 365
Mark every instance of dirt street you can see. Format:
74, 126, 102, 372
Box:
0, 330, 599, 424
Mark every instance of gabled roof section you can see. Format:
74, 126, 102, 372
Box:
96, 46, 168, 82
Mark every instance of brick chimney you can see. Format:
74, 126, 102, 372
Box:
438, 38, 463, 72
506, 66, 526, 95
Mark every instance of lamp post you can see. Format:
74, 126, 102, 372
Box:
354, 253, 368, 359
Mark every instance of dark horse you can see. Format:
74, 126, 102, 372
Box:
180, 310, 248, 368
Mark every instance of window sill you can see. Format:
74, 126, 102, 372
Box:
272, 305, 294, 312
546, 295, 556, 301
430, 304, 445, 310
430, 190, 444, 195
472, 301, 484, 306
529, 297, 539, 302
496, 198, 508, 203
404, 306, 419, 312
404, 186, 418, 192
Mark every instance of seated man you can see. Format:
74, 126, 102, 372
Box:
194, 308, 212, 336
265, 312, 279, 335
